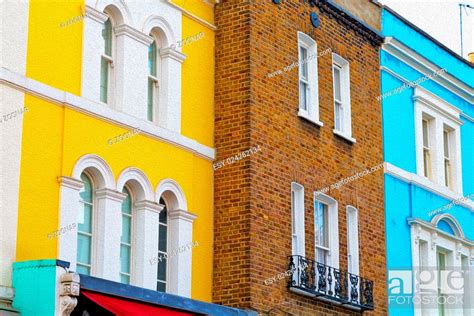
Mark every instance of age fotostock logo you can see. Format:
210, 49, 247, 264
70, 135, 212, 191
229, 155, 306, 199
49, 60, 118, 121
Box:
388, 267, 471, 310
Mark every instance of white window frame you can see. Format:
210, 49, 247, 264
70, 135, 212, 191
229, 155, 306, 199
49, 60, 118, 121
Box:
77, 171, 96, 276
100, 12, 115, 107
147, 34, 160, 123
346, 206, 359, 276
313, 192, 339, 269
414, 88, 463, 194
332, 53, 354, 142
297, 32, 322, 126
410, 216, 473, 316
443, 126, 454, 190
291, 182, 305, 257
157, 196, 169, 292
119, 185, 134, 284
422, 117, 433, 179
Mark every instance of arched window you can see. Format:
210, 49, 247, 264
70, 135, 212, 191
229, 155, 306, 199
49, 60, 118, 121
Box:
147, 40, 158, 121
77, 172, 94, 275
157, 197, 168, 292
120, 186, 133, 284
100, 17, 113, 104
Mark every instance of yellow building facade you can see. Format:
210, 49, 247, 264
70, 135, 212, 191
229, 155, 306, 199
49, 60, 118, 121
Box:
0, 1, 249, 315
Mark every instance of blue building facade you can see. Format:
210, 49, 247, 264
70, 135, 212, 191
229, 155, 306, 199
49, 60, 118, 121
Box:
380, 7, 474, 316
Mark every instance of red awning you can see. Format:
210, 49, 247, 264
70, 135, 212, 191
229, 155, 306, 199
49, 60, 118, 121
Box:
82, 291, 195, 316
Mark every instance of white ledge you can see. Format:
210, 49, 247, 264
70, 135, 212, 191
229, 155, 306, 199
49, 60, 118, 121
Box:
382, 37, 473, 104
384, 162, 474, 211
297, 111, 324, 127
332, 129, 356, 143
0, 67, 215, 161
407, 218, 474, 246
115, 25, 154, 46
84, 5, 108, 23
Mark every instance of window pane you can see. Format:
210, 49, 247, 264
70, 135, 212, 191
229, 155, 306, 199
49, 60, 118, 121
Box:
316, 248, 327, 265
443, 130, 449, 158
100, 57, 109, 103
315, 202, 328, 247
121, 215, 131, 244
103, 19, 112, 56
147, 79, 154, 121
157, 281, 166, 292
157, 257, 167, 281
423, 149, 430, 178
120, 274, 130, 285
77, 234, 91, 265
299, 81, 308, 111
80, 173, 93, 202
299, 46, 308, 80
122, 188, 132, 215
120, 244, 131, 274
335, 102, 343, 131
159, 200, 167, 224
148, 41, 157, 76
78, 203, 92, 233
77, 172, 93, 273
333, 66, 341, 101
422, 120, 429, 147
76, 265, 90, 275
444, 160, 451, 187
159, 225, 167, 252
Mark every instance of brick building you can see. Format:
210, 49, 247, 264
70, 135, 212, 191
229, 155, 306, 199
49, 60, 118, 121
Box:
214, 0, 387, 315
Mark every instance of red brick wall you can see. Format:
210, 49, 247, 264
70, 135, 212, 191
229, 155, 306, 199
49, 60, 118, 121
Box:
214, 1, 386, 315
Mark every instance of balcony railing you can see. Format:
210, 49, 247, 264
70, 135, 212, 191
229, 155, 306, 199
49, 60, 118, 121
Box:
287, 255, 374, 311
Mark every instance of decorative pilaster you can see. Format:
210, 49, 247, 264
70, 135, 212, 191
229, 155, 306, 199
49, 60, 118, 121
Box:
430, 232, 438, 250
134, 200, 163, 289
167, 209, 197, 297
94, 188, 127, 281
57, 177, 84, 269
59, 273, 80, 316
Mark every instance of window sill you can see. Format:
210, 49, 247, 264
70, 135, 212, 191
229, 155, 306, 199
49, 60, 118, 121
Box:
298, 111, 324, 127
333, 129, 356, 143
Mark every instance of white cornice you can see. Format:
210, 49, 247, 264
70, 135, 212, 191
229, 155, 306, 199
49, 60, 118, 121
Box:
135, 200, 164, 214
382, 37, 473, 104
407, 218, 473, 246
168, 209, 197, 223
413, 87, 463, 125
58, 176, 84, 191
83, 5, 108, 23
95, 188, 128, 202
381, 66, 474, 123
0, 67, 215, 161
160, 47, 186, 63
384, 162, 474, 211
165, 0, 217, 31
114, 25, 154, 46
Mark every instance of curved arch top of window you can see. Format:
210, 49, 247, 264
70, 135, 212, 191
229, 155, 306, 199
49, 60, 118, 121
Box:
148, 41, 157, 76
156, 179, 188, 211
72, 154, 115, 189
157, 197, 168, 292
142, 15, 175, 47
96, 2, 129, 26
120, 186, 133, 284
77, 172, 94, 276
297, 31, 316, 46
116, 167, 154, 201
431, 213, 465, 239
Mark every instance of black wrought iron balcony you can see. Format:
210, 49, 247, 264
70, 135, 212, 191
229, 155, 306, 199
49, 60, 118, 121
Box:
287, 255, 374, 311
